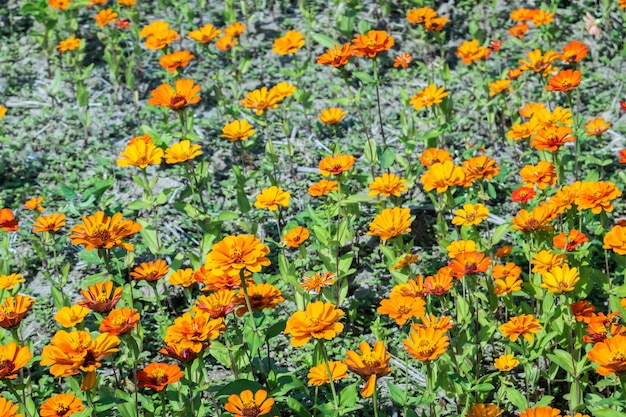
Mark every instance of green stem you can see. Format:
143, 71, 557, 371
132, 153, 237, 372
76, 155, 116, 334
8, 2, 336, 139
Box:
318, 340, 339, 411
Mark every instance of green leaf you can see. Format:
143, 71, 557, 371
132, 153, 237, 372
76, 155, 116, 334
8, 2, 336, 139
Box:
504, 387, 527, 410
471, 383, 495, 392
546, 349, 575, 376
353, 71, 375, 84
593, 409, 626, 417
265, 320, 286, 341
310, 33, 340, 49
386, 381, 407, 406
364, 138, 378, 164
339, 383, 359, 408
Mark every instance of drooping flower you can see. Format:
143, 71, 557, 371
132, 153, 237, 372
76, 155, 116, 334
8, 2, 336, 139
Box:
32, 213, 67, 233
300, 272, 335, 293
500, 314, 542, 342
254, 186, 290, 210
316, 43, 353, 67
308, 179, 338, 197
377, 294, 426, 325
54, 305, 90, 328
159, 341, 198, 364
404, 327, 449, 361
164, 312, 225, 353
225, 390, 274, 417
117, 138, 164, 168
318, 108, 346, 125
78, 281, 123, 313
159, 50, 195, 72
283, 226, 310, 248
272, 30, 305, 55
188, 23, 221, 43
351, 30, 394, 58
136, 362, 184, 390
344, 341, 391, 397
284, 301, 344, 347
0, 342, 31, 379
366, 207, 412, 241
0, 295, 35, 329
40, 394, 84, 417
494, 354, 520, 371
204, 235, 271, 277
410, 84, 448, 110
307, 361, 349, 386
148, 79, 201, 111
221, 120, 255, 142
546, 69, 582, 92
420, 161, 465, 193
99, 308, 140, 336
451, 203, 489, 227
0, 274, 25, 291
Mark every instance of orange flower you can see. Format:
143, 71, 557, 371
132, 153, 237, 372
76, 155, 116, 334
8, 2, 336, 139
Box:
40, 394, 84, 417
410, 84, 448, 110
546, 69, 582, 92
254, 186, 290, 210
451, 203, 489, 227
530, 126, 576, 152
419, 148, 452, 167
204, 235, 271, 277
553, 229, 588, 251
426, 17, 450, 32
40, 330, 120, 377
391, 253, 419, 271
224, 22, 245, 37
118, 0, 136, 6
192, 290, 235, 319
0, 295, 35, 329
500, 314, 541, 342
393, 52, 413, 68
494, 275, 523, 296
584, 117, 611, 137
99, 308, 140, 336
509, 23, 529, 39
0, 342, 31, 379
54, 305, 90, 328
284, 226, 310, 248
70, 211, 141, 252
159, 341, 198, 364
366, 207, 412, 241
32, 213, 66, 233
284, 301, 344, 347
466, 405, 503, 417
540, 264, 579, 293
494, 354, 520, 371
215, 35, 238, 51
233, 283, 284, 316
511, 204, 555, 233
576, 181, 622, 214
319, 154, 355, 176
462, 155, 501, 185
489, 79, 512, 97
131, 260, 169, 282
300, 272, 335, 293
531, 10, 554, 26
519, 161, 557, 190
603, 225, 626, 255
272, 30, 305, 55
137, 362, 183, 390
446, 240, 478, 259
308, 179, 338, 197
48, 0, 70, 10
307, 361, 349, 386
24, 196, 44, 212
221, 120, 254, 142
420, 161, 465, 193
0, 396, 21, 417
343, 341, 391, 397
78, 281, 122, 313
368, 173, 408, 197
448, 252, 491, 278
424, 268, 454, 295
188, 23, 221, 43
511, 187, 536, 203
0, 209, 18, 232
571, 300, 595, 323
407, 7, 437, 24
520, 407, 562, 417
508, 67, 524, 80
145, 29, 181, 50
377, 294, 426, 325
148, 79, 201, 111
547, 182, 581, 214
492, 262, 521, 280
456, 39, 490, 65
195, 267, 253, 292
164, 140, 202, 164
351, 30, 394, 58
494, 246, 512, 258
404, 327, 449, 361
318, 108, 346, 125
94, 9, 117, 27
117, 137, 164, 168
510, 8, 536, 21
169, 268, 196, 287
159, 50, 195, 72
240, 87, 281, 115
164, 312, 225, 353
316, 43, 353, 67
620, 149, 626, 163
560, 40, 589, 63
507, 121, 538, 141
391, 277, 427, 298
225, 390, 274, 417
270, 81, 297, 101
531, 250, 566, 274
413, 315, 454, 332
519, 49, 558, 75
0, 274, 24, 291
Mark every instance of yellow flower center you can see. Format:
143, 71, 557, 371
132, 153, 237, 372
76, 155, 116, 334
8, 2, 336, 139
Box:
362, 352, 381, 368
54, 402, 71, 416
230, 248, 244, 263
241, 401, 261, 417
92, 224, 111, 242
96, 293, 110, 303
612, 352, 626, 362
414, 340, 436, 358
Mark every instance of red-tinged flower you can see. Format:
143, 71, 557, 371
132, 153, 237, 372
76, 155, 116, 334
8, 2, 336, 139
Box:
99, 308, 140, 336
136, 362, 183, 390
69, 211, 141, 252
159, 342, 198, 364
148, 79, 201, 111
553, 229, 588, 251
0, 295, 35, 329
78, 281, 122, 313
588, 334, 626, 376
40, 394, 84, 417
424, 267, 454, 295
393, 53, 413, 68
448, 252, 491, 279
489, 40, 504, 52
192, 290, 236, 319
114, 18, 130, 29
0, 209, 18, 232
509, 23, 529, 39
620, 101, 626, 112
316, 43, 353, 67
620, 149, 626, 163
343, 341, 391, 397
546, 69, 582, 93
511, 186, 537, 203
571, 301, 595, 323
560, 40, 589, 63
130, 260, 169, 282
584, 118, 611, 137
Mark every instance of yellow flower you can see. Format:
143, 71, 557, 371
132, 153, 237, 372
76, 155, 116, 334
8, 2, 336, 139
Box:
23, 196, 44, 212
0, 274, 25, 291
284, 301, 344, 347
188, 23, 222, 43
117, 138, 164, 169
500, 314, 541, 342
54, 305, 90, 328
204, 235, 271, 277
540, 264, 579, 293
368, 173, 408, 197
420, 161, 466, 193
366, 207, 412, 241
307, 361, 348, 386
169, 268, 196, 287
410, 84, 448, 110
240, 87, 281, 115
451, 203, 489, 226
58, 36, 81, 52
494, 354, 520, 371
489, 79, 512, 97
272, 30, 305, 55
318, 108, 346, 125
0, 105, 6, 121
94, 9, 117, 28
531, 250, 567, 274
164, 140, 202, 164
221, 120, 255, 142
403, 327, 449, 361
254, 186, 290, 210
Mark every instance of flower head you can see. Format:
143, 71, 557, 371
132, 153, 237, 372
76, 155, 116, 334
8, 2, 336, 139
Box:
54, 305, 90, 328
40, 394, 84, 417
351, 30, 394, 58
233, 283, 284, 317
205, 235, 270, 277
317, 43, 353, 67
284, 301, 344, 347
343, 341, 391, 397
164, 140, 202, 164
393, 53, 413, 68
366, 207, 412, 241
0, 209, 18, 232
224, 22, 245, 37
159, 50, 195, 72
410, 84, 448, 110
540, 264, 579, 293
308, 361, 348, 386
240, 87, 281, 115
137, 362, 184, 390
494, 354, 520, 372
225, 390, 274, 417
466, 404, 503, 417
419, 148, 452, 167
149, 79, 201, 111
94, 9, 117, 27
99, 308, 140, 336
576, 181, 621, 214
188, 23, 221, 43
33, 213, 67, 233
456, 39, 490, 65
0, 274, 25, 291
192, 290, 236, 319
169, 268, 196, 287
70, 212, 141, 252
604, 225, 626, 255
221, 120, 255, 142
560, 40, 589, 63
254, 186, 290, 211
215, 35, 237, 51
452, 203, 489, 227
554, 229, 588, 251
420, 161, 465, 193
0, 295, 35, 329
500, 314, 542, 342
0, 342, 31, 379
24, 196, 44, 212
164, 312, 225, 353
308, 179, 338, 197
377, 294, 426, 325
0, 395, 22, 417
520, 161, 557, 190
78, 281, 123, 313
404, 327, 449, 361
584, 118, 611, 137
300, 272, 335, 293
117, 138, 164, 168
319, 154, 355, 176
48, 0, 70, 10
368, 173, 408, 198
520, 407, 562, 417
511, 187, 537, 203
588, 333, 626, 375
546, 69, 582, 92
283, 226, 310, 248
318, 108, 346, 125
272, 31, 305, 55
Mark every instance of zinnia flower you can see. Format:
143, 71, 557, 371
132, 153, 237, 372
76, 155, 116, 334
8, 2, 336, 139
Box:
546, 69, 582, 92
48, 0, 70, 10
319, 154, 355, 176
224, 22, 245, 37
117, 138, 164, 168
531, 250, 566, 274
377, 294, 426, 325
519, 406, 562, 417
366, 207, 412, 241
159, 50, 194, 72
588, 333, 626, 375
300, 272, 335, 293
540, 264, 579, 293
410, 84, 448, 110
188, 23, 221, 43
78, 281, 123, 313
0, 396, 21, 417
368, 173, 408, 197
54, 305, 90, 328
318, 108, 346, 125
40, 394, 84, 417
509, 23, 529, 39
404, 327, 449, 361
233, 283, 284, 316
451, 203, 489, 227
192, 290, 236, 319
519, 49, 558, 76
169, 268, 196, 287
0, 342, 31, 379
604, 225, 626, 255
520, 161, 557, 190
351, 30, 394, 58
393, 53, 413, 68
456, 39, 490, 65
221, 120, 255, 142
419, 148, 452, 167
343, 341, 391, 397
0, 274, 25, 291
94, 9, 117, 27
24, 196, 44, 211
448, 252, 491, 278
164, 312, 225, 353
225, 390, 274, 417
466, 404, 503, 417
131, 260, 169, 282
136, 362, 184, 390
272, 30, 305, 55
407, 7, 437, 24
494, 354, 520, 371
254, 186, 290, 210
164, 140, 202, 164
307, 361, 349, 386
511, 187, 536, 203
317, 43, 353, 67
69, 211, 141, 252
0, 209, 18, 232
283, 226, 310, 248
553, 229, 588, 251
215, 35, 238, 51
560, 40, 589, 63
500, 314, 542, 342
584, 118, 611, 137
308, 179, 338, 197
0, 295, 35, 329
284, 301, 344, 347
148, 79, 201, 111
576, 181, 622, 214
159, 342, 198, 364
489, 79, 512, 97
99, 308, 140, 336
32, 213, 66, 233
240, 87, 281, 115
420, 161, 465, 193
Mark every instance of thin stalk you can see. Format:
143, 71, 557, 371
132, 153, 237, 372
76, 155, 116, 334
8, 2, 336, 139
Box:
318, 340, 339, 410
372, 57, 387, 151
